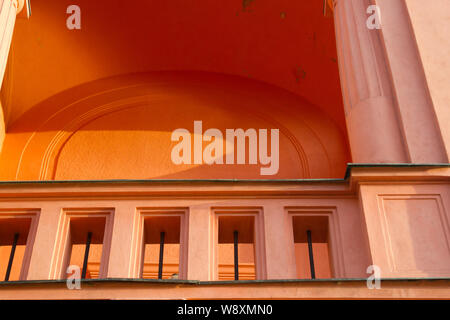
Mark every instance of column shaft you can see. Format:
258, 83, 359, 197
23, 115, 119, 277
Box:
0, 0, 23, 154
333, 0, 407, 163
0, 0, 18, 89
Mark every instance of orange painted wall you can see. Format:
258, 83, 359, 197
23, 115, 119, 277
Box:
0, 1, 350, 180
0, 72, 350, 180
7, 0, 344, 129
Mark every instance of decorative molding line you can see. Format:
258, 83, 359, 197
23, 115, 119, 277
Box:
12, 81, 313, 180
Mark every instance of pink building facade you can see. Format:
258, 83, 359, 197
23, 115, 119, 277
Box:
0, 0, 448, 299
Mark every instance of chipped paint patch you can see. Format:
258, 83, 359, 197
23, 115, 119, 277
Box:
243, 0, 255, 11
293, 67, 307, 83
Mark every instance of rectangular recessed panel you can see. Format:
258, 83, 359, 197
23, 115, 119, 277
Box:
383, 198, 450, 274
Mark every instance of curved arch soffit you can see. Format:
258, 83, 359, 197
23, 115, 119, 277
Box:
8, 72, 346, 180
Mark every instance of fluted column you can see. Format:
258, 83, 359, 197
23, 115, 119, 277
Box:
0, 0, 26, 154
0, 0, 25, 87
333, 0, 408, 163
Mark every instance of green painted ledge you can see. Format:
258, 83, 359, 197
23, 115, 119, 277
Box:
0, 163, 448, 186
0, 277, 449, 287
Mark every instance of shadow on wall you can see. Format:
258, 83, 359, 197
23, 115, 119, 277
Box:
0, 72, 350, 180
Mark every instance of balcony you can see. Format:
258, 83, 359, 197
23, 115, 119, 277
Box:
0, 164, 448, 299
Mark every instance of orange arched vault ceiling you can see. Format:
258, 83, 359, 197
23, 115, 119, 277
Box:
2, 0, 344, 129
0, 72, 350, 180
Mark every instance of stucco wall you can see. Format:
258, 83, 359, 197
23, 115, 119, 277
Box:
405, 0, 450, 159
